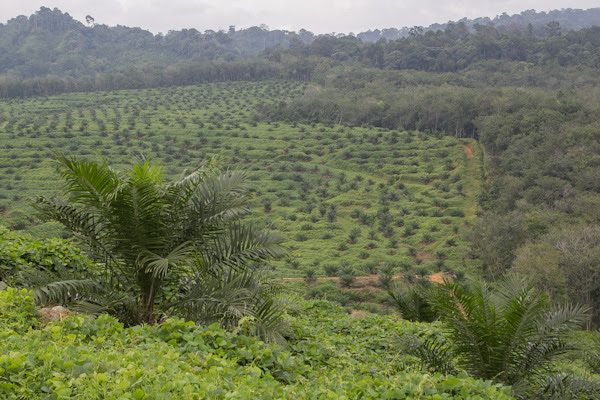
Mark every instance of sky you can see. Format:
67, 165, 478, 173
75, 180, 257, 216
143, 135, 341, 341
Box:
0, 1, 599, 35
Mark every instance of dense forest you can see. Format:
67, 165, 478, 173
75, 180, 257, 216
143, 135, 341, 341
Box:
1, 8, 600, 98
0, 6, 599, 85
358, 7, 600, 42
2, 6, 600, 399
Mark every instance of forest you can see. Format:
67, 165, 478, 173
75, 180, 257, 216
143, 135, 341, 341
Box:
1, 6, 600, 399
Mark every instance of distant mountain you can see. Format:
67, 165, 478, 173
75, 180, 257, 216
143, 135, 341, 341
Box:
357, 8, 600, 42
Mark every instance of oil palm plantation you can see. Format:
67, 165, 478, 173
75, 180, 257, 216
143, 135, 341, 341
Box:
29, 153, 287, 340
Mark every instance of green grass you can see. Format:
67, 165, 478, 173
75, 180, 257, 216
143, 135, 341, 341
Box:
0, 81, 481, 277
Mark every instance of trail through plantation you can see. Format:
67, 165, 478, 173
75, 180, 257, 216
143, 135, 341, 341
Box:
462, 142, 474, 158
282, 272, 448, 284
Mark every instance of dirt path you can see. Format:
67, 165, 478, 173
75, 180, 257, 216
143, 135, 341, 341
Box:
282, 272, 448, 284
462, 142, 474, 158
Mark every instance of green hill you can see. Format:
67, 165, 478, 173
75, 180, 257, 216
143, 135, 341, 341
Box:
0, 81, 480, 278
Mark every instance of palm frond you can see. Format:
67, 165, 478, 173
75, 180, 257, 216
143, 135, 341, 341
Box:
173, 155, 220, 189
250, 295, 290, 345
400, 334, 457, 375
139, 242, 195, 279
198, 224, 287, 273
173, 268, 256, 325
429, 279, 496, 378
191, 170, 252, 223
171, 267, 288, 343
32, 197, 103, 243
53, 152, 120, 207
31, 197, 132, 287
528, 372, 600, 400
495, 277, 549, 379
13, 266, 104, 306
388, 285, 437, 322
109, 172, 166, 258
541, 303, 590, 334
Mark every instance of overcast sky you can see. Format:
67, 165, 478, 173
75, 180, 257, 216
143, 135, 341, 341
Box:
1, 1, 599, 35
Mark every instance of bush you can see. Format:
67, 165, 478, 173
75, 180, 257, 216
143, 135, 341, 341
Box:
305, 281, 350, 305
295, 233, 309, 242
0, 226, 92, 281
0, 287, 38, 333
322, 264, 338, 277
304, 268, 317, 283
339, 274, 355, 288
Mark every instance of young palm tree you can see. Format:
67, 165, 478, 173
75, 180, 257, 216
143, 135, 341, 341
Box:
387, 282, 437, 323
31, 153, 287, 335
426, 275, 591, 397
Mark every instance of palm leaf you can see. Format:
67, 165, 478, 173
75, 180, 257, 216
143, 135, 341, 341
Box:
388, 285, 437, 322
53, 152, 120, 207
171, 267, 288, 343
528, 372, 600, 400
13, 266, 104, 306
401, 334, 457, 375
197, 224, 286, 274
139, 241, 195, 279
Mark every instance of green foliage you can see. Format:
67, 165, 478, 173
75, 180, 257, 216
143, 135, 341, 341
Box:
0, 225, 91, 281
288, 300, 514, 399
2, 10, 600, 397
0, 287, 38, 333
510, 243, 565, 301
468, 212, 526, 280
28, 154, 287, 340
0, 289, 515, 399
0, 289, 301, 399
388, 283, 438, 323
584, 330, 600, 375
0, 82, 478, 278
426, 275, 594, 398
3, 9, 600, 99
305, 280, 353, 305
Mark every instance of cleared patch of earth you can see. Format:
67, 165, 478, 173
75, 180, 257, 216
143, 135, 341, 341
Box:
462, 142, 474, 158
282, 272, 449, 285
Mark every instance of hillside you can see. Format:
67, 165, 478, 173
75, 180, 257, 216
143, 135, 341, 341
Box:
0, 81, 480, 279
0, 7, 307, 79
358, 7, 600, 42
2, 6, 600, 399
1, 7, 599, 82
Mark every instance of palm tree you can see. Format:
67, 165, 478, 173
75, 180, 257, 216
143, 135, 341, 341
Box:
425, 275, 591, 398
30, 153, 287, 337
388, 282, 437, 323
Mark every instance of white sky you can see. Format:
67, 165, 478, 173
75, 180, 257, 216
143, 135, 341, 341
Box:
0, 1, 599, 35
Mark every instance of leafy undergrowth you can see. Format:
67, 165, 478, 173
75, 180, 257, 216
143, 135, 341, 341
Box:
0, 288, 513, 399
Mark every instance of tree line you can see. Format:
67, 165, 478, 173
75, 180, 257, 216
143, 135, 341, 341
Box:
2, 7, 600, 98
